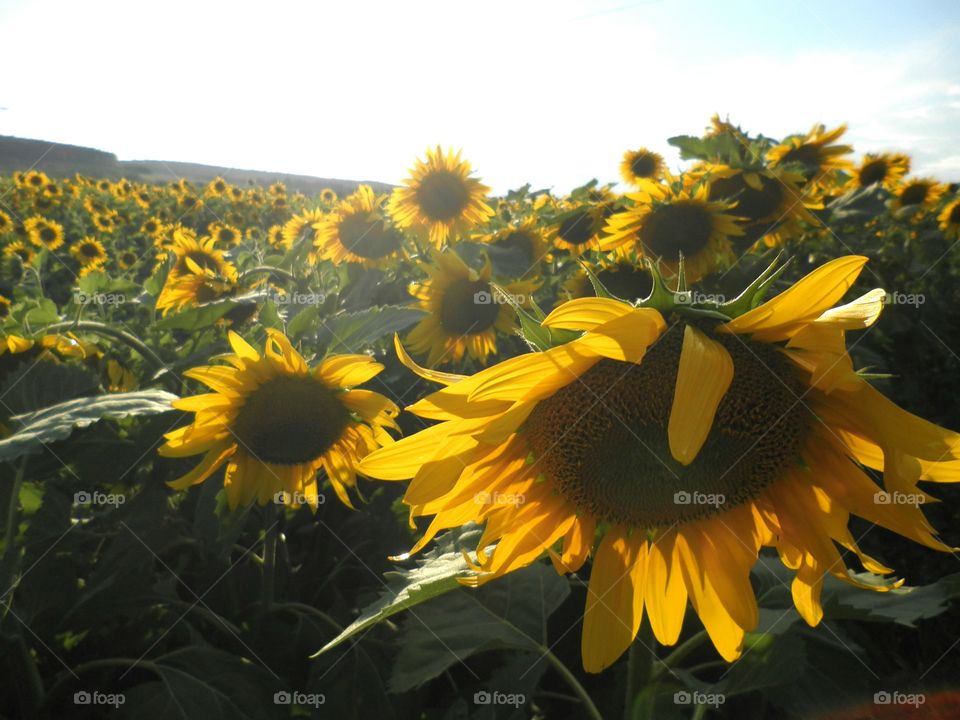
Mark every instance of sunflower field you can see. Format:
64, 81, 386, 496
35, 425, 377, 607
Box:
2, 116, 960, 720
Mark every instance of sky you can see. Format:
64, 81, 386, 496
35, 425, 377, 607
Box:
1, 0, 959, 194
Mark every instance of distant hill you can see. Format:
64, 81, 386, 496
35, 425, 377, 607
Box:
0, 136, 394, 197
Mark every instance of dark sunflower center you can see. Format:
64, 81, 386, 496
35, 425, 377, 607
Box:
524, 323, 810, 527
80, 243, 100, 258
219, 229, 237, 244
950, 204, 960, 223
780, 143, 822, 171
709, 174, 783, 222
30, 176, 43, 187
630, 154, 658, 178
899, 183, 929, 206
145, 222, 158, 233
859, 160, 888, 186
596, 267, 653, 301
338, 215, 401, 259
557, 210, 595, 246
40, 227, 56, 243
640, 202, 713, 258
494, 230, 535, 260
121, 252, 136, 265
416, 171, 470, 221
439, 278, 501, 334
232, 375, 351, 465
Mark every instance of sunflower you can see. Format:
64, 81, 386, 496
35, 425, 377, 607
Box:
601, 182, 742, 282
478, 220, 550, 276
245, 227, 265, 244
360, 255, 960, 672
268, 182, 287, 197
166, 230, 238, 281
21, 171, 50, 191
91, 212, 116, 234
938, 198, 960, 240
24, 216, 65, 251
314, 185, 404, 267
0, 210, 14, 234
890, 178, 946, 212
0, 295, 11, 320
178, 195, 204, 213
563, 256, 653, 302
406, 250, 539, 367
319, 188, 338, 205
620, 148, 665, 187
388, 146, 494, 248
159, 330, 399, 509
207, 222, 242, 247
266, 224, 287, 249
205, 176, 229, 198
138, 217, 162, 238
547, 203, 611, 256
767, 123, 853, 185
851, 153, 910, 190
117, 249, 139, 270
282, 208, 325, 249
156, 259, 238, 315
3, 241, 35, 265
133, 189, 152, 210
70, 236, 107, 267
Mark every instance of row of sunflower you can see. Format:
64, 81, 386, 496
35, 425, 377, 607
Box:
1, 117, 959, 719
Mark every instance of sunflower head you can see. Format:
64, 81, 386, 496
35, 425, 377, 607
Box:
70, 236, 108, 266
4, 241, 35, 266
24, 216, 65, 251
159, 330, 399, 510
602, 181, 743, 282
208, 222, 242, 248
388, 147, 494, 248
890, 178, 946, 212
0, 211, 13, 234
319, 188, 338, 205
360, 255, 960, 673
405, 250, 539, 367
852, 152, 911, 190
938, 198, 960, 239
167, 230, 238, 282
620, 148, 665, 186
282, 209, 325, 250
767, 123, 853, 185
314, 185, 404, 267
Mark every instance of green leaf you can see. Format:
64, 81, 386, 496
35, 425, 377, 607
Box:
321, 305, 427, 354
154, 297, 254, 331
312, 526, 482, 658
388, 562, 570, 692
0, 359, 99, 416
0, 389, 178, 462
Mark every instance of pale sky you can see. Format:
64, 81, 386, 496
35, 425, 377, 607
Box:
1, 0, 959, 193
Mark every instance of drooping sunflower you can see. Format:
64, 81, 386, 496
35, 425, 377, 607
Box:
547, 203, 611, 256
767, 123, 853, 186
70, 236, 107, 267
620, 148, 665, 187
405, 250, 539, 367
388, 147, 494, 248
24, 216, 65, 251
851, 153, 910, 190
314, 185, 405, 267
601, 182, 743, 282
159, 330, 399, 509
939, 198, 960, 240
563, 255, 653, 302
359, 255, 960, 672
890, 178, 946, 212
477, 220, 550, 276
4, 241, 36, 265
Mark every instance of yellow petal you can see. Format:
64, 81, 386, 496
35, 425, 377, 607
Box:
576, 309, 666, 363
317, 354, 384, 388
723, 255, 868, 341
541, 297, 635, 332
668, 325, 734, 465
581, 529, 647, 673
393, 333, 466, 386
814, 288, 886, 329
166, 443, 235, 490
227, 331, 260, 362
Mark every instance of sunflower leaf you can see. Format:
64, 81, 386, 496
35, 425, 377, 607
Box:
319, 305, 427, 354
312, 525, 483, 658
0, 389, 178, 462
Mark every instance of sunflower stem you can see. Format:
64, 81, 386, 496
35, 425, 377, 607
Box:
625, 622, 655, 719
238, 265, 298, 284
652, 630, 709, 679
42, 320, 168, 374
261, 505, 279, 613
539, 647, 603, 720
2, 458, 27, 576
